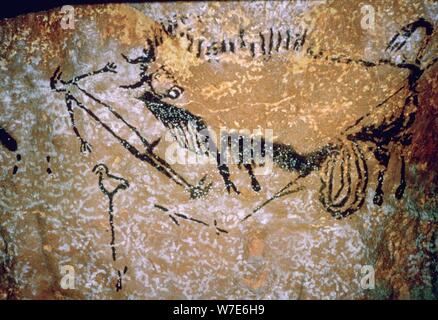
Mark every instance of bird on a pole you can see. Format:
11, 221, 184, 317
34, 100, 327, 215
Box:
92, 163, 129, 291
93, 163, 129, 262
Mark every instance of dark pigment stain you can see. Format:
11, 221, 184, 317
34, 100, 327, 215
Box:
12, 154, 21, 175
0, 127, 17, 152
46, 155, 52, 174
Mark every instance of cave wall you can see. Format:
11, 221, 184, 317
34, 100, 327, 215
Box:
0, 1, 437, 299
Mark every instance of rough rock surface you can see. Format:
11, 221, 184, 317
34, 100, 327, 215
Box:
0, 1, 437, 299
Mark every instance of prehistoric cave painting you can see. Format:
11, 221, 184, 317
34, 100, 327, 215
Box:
157, 15, 436, 221
160, 16, 308, 60
120, 35, 325, 195
46, 156, 52, 175
0, 127, 21, 176
243, 141, 337, 219
11, 154, 20, 176
319, 18, 435, 218
116, 266, 128, 292
0, 127, 17, 152
122, 40, 239, 194
223, 134, 270, 193
50, 64, 211, 199
51, 16, 436, 224
154, 204, 228, 235
247, 17, 437, 220
92, 163, 129, 291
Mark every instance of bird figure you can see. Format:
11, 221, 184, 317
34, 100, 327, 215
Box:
93, 164, 130, 202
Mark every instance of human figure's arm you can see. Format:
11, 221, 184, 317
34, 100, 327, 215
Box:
51, 63, 117, 93
68, 62, 117, 84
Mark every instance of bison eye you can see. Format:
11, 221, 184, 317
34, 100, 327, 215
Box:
167, 86, 183, 99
